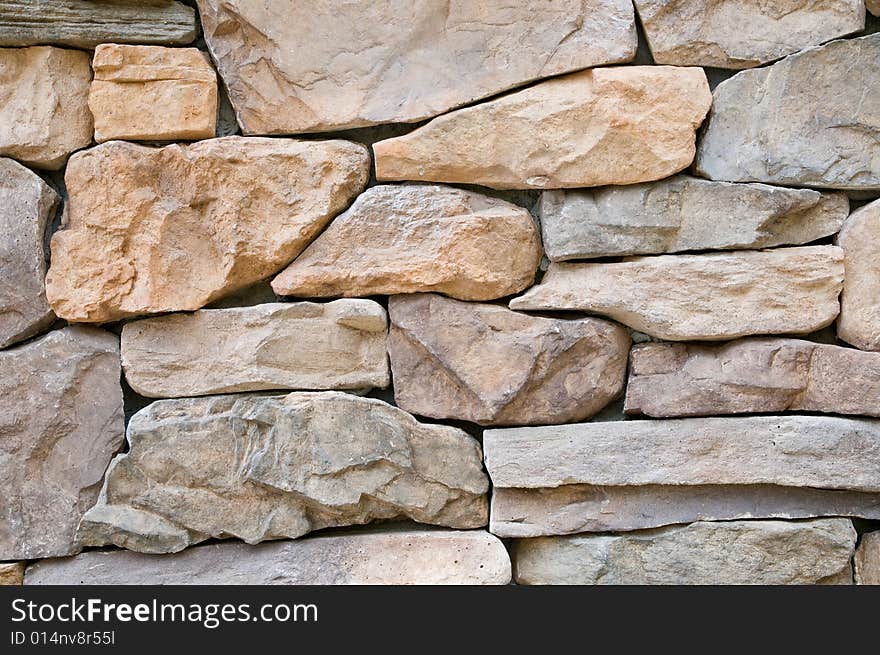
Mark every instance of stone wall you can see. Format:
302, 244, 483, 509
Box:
2, 0, 880, 586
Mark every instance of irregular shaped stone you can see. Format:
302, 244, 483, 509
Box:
0, 562, 24, 585
122, 300, 390, 398
484, 416, 880, 491
513, 519, 856, 585
695, 33, 880, 190
869, 1, 880, 17
625, 338, 880, 418
89, 44, 218, 143
634, 0, 864, 68
26, 529, 511, 585
0, 46, 91, 169
196, 0, 636, 134
373, 67, 711, 190
837, 199, 880, 350
855, 531, 880, 584
272, 184, 541, 300
78, 392, 488, 554
388, 293, 629, 426
0, 1, 196, 48
509, 246, 843, 341
46, 137, 370, 323
540, 176, 848, 261
0, 157, 58, 348
491, 484, 880, 537
0, 327, 124, 560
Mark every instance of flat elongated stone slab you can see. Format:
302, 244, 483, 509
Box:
78, 392, 489, 554
89, 44, 218, 143
373, 67, 711, 190
0, 46, 91, 169
122, 300, 390, 397
388, 293, 629, 426
1, 327, 124, 560
0, 562, 24, 585
837, 199, 880, 351
196, 0, 636, 134
45, 137, 369, 323
695, 33, 880, 190
0, 157, 58, 348
539, 176, 848, 261
272, 184, 541, 301
634, 0, 865, 68
26, 529, 511, 585
855, 531, 880, 584
491, 484, 880, 537
484, 416, 880, 492
510, 246, 843, 341
513, 519, 856, 585
0, 1, 196, 48
624, 338, 880, 418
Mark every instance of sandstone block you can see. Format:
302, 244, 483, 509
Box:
271, 184, 541, 301
855, 531, 880, 584
837, 199, 880, 350
373, 66, 711, 190
0, 562, 24, 585
45, 137, 370, 323
509, 246, 844, 341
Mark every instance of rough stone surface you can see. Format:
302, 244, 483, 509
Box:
373, 66, 711, 190
869, 1, 880, 17
0, 327, 124, 560
388, 293, 629, 426
78, 392, 489, 554
0, 1, 196, 48
695, 33, 880, 190
46, 137, 370, 323
625, 338, 880, 418
0, 562, 24, 585
634, 0, 865, 68
0, 157, 57, 349
539, 176, 848, 261
837, 199, 880, 351
0, 46, 91, 169
484, 416, 880, 492
855, 531, 880, 584
509, 246, 844, 341
196, 0, 637, 134
513, 519, 857, 585
89, 44, 218, 143
122, 300, 390, 398
272, 184, 541, 301
26, 529, 511, 585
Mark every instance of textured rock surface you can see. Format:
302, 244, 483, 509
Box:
122, 300, 390, 398
46, 137, 370, 323
513, 519, 857, 585
869, 1, 880, 17
634, 0, 864, 68
837, 199, 880, 351
625, 338, 880, 418
0, 157, 58, 348
196, 0, 636, 134
0, 1, 196, 48
695, 33, 880, 190
373, 67, 711, 190
540, 176, 848, 261
89, 44, 218, 143
78, 392, 488, 554
509, 246, 844, 341
388, 293, 629, 426
0, 327, 124, 560
27, 529, 511, 585
855, 531, 880, 584
484, 416, 880, 491
0, 562, 24, 585
272, 184, 541, 300
0, 46, 91, 169
491, 484, 880, 537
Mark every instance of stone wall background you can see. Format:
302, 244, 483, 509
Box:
2, 0, 880, 585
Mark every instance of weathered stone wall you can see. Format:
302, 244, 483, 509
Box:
2, 0, 879, 586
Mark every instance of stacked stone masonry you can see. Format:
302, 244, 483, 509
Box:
1, 1, 879, 587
